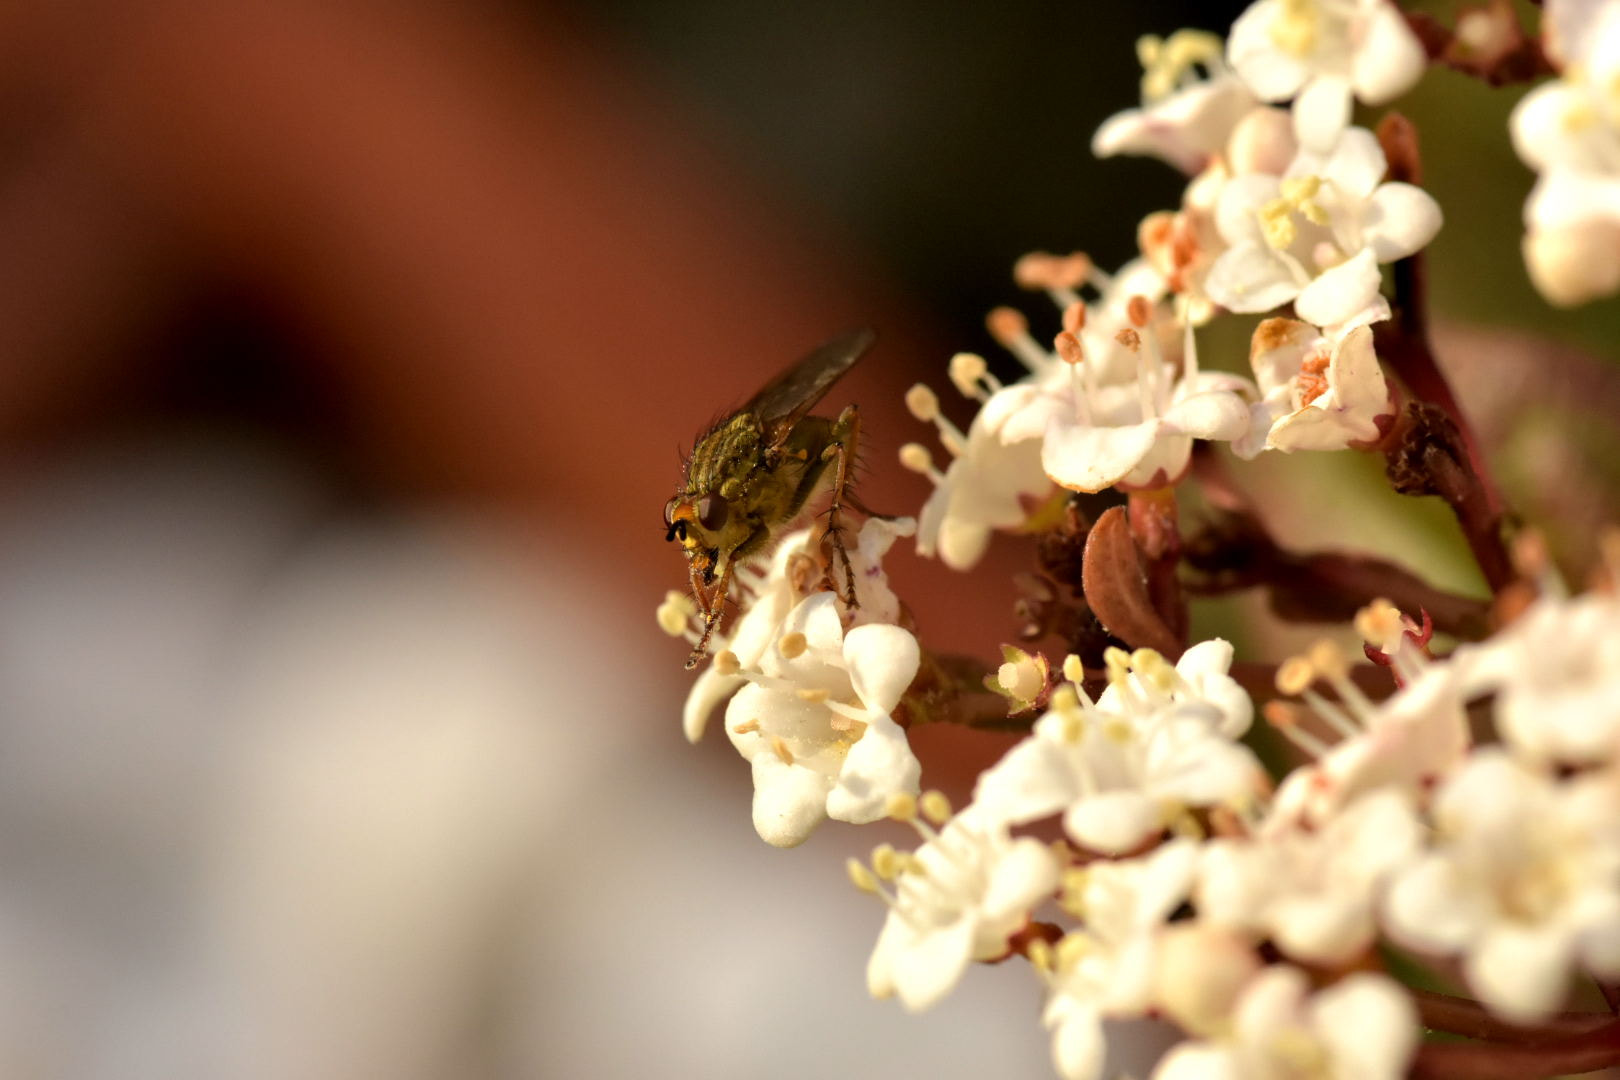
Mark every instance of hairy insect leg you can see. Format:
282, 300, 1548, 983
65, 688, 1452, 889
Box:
686, 558, 735, 670
819, 404, 861, 611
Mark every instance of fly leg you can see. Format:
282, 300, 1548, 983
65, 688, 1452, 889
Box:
686, 557, 735, 670
819, 404, 861, 611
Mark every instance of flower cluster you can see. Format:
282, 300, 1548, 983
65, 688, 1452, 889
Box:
661, 2, 1620, 1077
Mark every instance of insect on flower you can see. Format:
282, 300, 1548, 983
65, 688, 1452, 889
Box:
665, 328, 876, 670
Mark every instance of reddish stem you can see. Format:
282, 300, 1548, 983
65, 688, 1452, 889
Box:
1411, 1018, 1620, 1079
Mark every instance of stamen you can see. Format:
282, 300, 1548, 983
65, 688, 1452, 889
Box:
887, 792, 919, 822
1263, 700, 1333, 759
797, 687, 830, 704
1056, 331, 1094, 426
988, 307, 1053, 372
1061, 653, 1086, 685
1117, 327, 1158, 420
1307, 639, 1377, 719
948, 352, 999, 400
907, 383, 969, 458
871, 843, 901, 880
732, 718, 760, 735
847, 857, 880, 894
714, 650, 743, 676
920, 790, 953, 825
1274, 656, 1316, 697
1126, 295, 1152, 329
778, 632, 808, 660
898, 442, 944, 484
771, 736, 795, 764
1061, 301, 1087, 335
656, 593, 696, 638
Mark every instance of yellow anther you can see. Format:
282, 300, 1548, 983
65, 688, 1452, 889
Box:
1027, 938, 1054, 973
1269, 0, 1321, 57
904, 383, 940, 423
771, 737, 794, 765
847, 857, 879, 894
796, 687, 830, 704
949, 352, 989, 397
778, 632, 808, 660
1053, 932, 1092, 973
871, 843, 901, 880
732, 719, 760, 735
887, 792, 919, 822
714, 650, 743, 676
898, 442, 934, 474
1307, 639, 1349, 680
1280, 175, 1321, 203
920, 790, 953, 825
1062, 654, 1086, 685
1259, 197, 1298, 250
656, 596, 693, 637
1275, 656, 1316, 696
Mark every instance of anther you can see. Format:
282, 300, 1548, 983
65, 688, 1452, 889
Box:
732, 718, 760, 735
847, 858, 879, 894
1061, 654, 1086, 685
886, 792, 919, 822
920, 790, 952, 824
771, 736, 794, 765
1115, 328, 1142, 351
1274, 656, 1316, 696
898, 442, 940, 482
949, 352, 994, 399
714, 650, 742, 676
905, 383, 940, 423
778, 632, 808, 660
1126, 295, 1152, 329
1061, 301, 1087, 334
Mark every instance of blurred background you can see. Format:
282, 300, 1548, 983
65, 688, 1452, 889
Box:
0, 0, 1615, 1077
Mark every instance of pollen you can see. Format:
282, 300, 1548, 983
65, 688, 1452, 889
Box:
1055, 331, 1085, 366
1115, 327, 1142, 351
1259, 197, 1298, 250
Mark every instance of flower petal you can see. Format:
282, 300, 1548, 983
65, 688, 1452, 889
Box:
1293, 75, 1352, 155
844, 624, 921, 715
1064, 790, 1163, 855
1364, 183, 1443, 262
1465, 922, 1576, 1023
1351, 2, 1427, 104
827, 713, 920, 824
1313, 973, 1419, 1079
1160, 390, 1253, 442
1043, 418, 1163, 493
749, 755, 831, 847
1205, 244, 1302, 314
1294, 247, 1381, 327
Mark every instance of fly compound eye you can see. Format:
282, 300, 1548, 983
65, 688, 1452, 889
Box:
663, 498, 679, 528
696, 494, 729, 532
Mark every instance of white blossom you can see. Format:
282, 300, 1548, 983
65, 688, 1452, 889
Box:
1199, 788, 1421, 964
1204, 126, 1441, 326
1094, 29, 1259, 174
722, 593, 921, 847
1227, 0, 1426, 152
1265, 640, 1469, 829
1038, 318, 1254, 494
1383, 748, 1620, 1022
1511, 3, 1620, 305
1152, 966, 1418, 1080
1232, 296, 1394, 456
1044, 840, 1200, 1080
863, 806, 1061, 1012
973, 644, 1262, 855
677, 517, 915, 742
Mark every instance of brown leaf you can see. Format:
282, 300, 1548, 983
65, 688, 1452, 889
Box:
1081, 506, 1181, 656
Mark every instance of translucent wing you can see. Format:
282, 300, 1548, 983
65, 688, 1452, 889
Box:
746, 328, 875, 448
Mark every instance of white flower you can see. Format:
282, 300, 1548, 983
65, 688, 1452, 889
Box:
678, 517, 915, 742
1384, 749, 1620, 1022
973, 644, 1262, 855
1227, 0, 1426, 152
1465, 590, 1620, 765
1511, 4, 1620, 305
1044, 840, 1200, 1080
1204, 126, 1442, 326
1199, 789, 1421, 964
1152, 966, 1418, 1080
722, 593, 921, 847
1232, 298, 1394, 456
1039, 318, 1253, 494
910, 398, 1051, 571
1265, 641, 1470, 829
1094, 29, 1259, 174
863, 807, 1061, 1012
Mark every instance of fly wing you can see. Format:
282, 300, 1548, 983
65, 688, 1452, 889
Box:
746, 328, 876, 449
